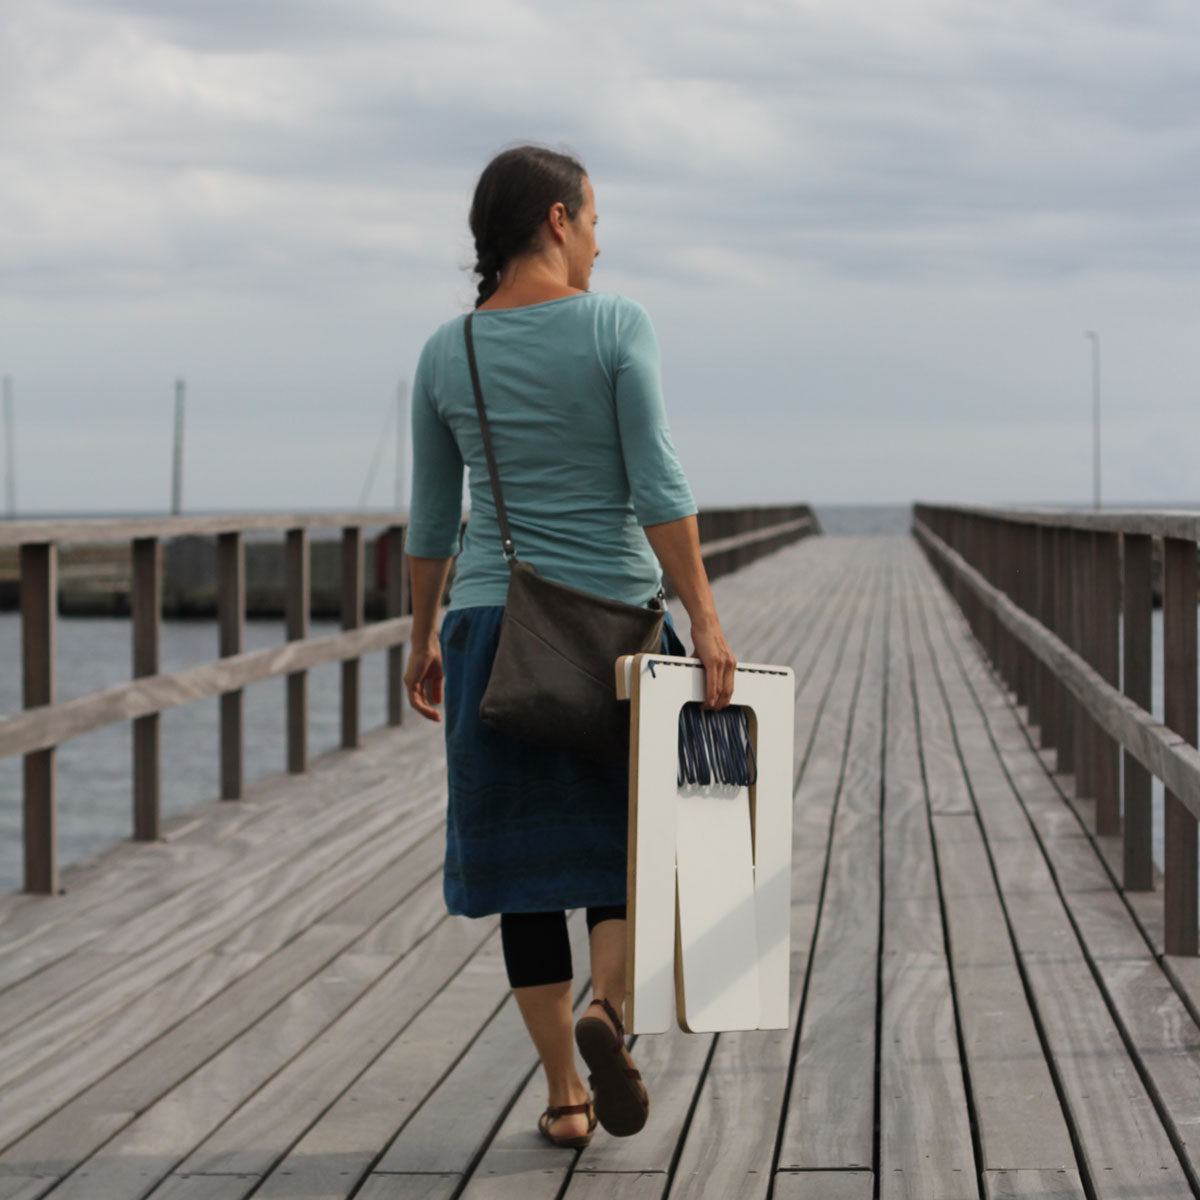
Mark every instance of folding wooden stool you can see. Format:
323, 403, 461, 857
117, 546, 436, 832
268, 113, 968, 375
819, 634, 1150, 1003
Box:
616, 654, 795, 1034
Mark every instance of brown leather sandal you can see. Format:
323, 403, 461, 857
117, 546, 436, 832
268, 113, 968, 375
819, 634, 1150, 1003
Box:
537, 1100, 597, 1149
574, 996, 650, 1137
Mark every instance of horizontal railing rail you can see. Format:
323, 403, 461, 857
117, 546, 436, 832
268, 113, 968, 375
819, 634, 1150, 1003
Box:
2, 504, 818, 895
913, 502, 1200, 956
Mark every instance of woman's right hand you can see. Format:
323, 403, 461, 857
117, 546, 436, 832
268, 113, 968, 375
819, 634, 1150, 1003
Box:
690, 617, 737, 709
405, 639, 444, 722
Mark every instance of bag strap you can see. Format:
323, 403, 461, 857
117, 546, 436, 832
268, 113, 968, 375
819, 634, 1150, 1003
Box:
464, 312, 516, 563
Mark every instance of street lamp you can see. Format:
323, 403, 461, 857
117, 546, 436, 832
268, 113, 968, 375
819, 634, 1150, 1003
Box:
1085, 331, 1100, 510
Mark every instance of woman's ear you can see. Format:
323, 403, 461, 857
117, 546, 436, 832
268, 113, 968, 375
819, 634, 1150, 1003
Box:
546, 200, 569, 244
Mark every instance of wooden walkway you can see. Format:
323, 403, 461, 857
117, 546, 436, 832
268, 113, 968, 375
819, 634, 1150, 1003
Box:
2, 536, 1200, 1200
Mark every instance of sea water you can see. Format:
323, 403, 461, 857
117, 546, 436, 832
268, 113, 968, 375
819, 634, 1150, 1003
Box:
0, 614, 392, 893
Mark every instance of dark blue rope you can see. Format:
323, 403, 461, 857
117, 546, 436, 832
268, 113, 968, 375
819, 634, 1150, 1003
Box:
677, 703, 757, 787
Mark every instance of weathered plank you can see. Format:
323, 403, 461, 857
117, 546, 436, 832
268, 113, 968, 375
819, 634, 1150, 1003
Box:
880, 567, 976, 1198
777, 548, 889, 1172
914, 550, 1194, 1197
772, 1171, 874, 1200
562, 1173, 668, 1200
0, 723, 444, 985
981, 1168, 1086, 1199
14, 917, 493, 1196
926, 565, 1200, 1188
0, 789, 442, 1101
0, 829, 445, 1154
904, 554, 1078, 1175
615, 541, 876, 1196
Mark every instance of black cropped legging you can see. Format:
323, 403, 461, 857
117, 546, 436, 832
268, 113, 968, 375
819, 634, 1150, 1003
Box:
500, 905, 627, 988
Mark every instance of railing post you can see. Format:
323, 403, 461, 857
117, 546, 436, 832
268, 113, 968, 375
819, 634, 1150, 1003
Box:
1037, 523, 1057, 751
1007, 520, 1021, 697
386, 524, 407, 727
285, 528, 309, 774
131, 537, 161, 840
218, 531, 244, 800
1122, 533, 1153, 891
1025, 523, 1042, 730
1072, 529, 1094, 800
1008, 520, 1023, 700
1093, 530, 1120, 836
1054, 526, 1075, 775
1022, 523, 1041, 710
985, 518, 999, 664
994, 518, 1010, 684
341, 526, 364, 749
1163, 536, 1198, 956
21, 542, 57, 894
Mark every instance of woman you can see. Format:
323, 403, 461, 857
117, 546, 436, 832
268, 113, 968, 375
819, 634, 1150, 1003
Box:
404, 144, 736, 1149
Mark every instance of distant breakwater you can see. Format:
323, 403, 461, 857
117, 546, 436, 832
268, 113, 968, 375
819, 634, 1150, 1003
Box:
0, 534, 399, 619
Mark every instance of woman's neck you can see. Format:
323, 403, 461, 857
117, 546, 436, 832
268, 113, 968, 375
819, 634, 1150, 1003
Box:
478, 256, 584, 311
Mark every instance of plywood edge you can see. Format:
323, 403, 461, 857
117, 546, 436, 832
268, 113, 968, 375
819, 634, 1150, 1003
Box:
625, 654, 645, 1032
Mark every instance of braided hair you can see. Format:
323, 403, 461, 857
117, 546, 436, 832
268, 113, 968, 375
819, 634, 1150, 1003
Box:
469, 145, 587, 308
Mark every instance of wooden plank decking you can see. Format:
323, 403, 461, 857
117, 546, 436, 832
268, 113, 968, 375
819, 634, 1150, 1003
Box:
2, 535, 1200, 1199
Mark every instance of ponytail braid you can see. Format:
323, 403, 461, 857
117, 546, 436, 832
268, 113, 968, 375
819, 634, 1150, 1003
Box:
474, 249, 503, 309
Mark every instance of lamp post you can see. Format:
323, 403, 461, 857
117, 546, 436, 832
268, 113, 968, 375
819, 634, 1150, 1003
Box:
171, 379, 185, 516
2, 375, 14, 519
1085, 331, 1100, 510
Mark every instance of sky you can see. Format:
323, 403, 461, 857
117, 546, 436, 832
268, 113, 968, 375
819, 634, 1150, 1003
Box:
1, 0, 1198, 514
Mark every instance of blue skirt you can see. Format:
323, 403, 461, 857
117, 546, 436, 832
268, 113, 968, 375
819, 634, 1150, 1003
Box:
439, 604, 685, 917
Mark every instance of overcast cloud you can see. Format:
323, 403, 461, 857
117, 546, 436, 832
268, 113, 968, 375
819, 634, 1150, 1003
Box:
1, 0, 1197, 513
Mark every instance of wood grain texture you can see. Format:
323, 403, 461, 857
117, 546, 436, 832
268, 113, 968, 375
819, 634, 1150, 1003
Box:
880, 570, 976, 1198
285, 526, 310, 775
0, 841, 448, 1169
932, 583, 1200, 1187
919, 549, 1196, 1197
776, 550, 887, 1173
982, 1169, 1086, 1199
132, 535, 162, 841
19, 541, 56, 895
1163, 537, 1199, 957
218, 530, 245, 800
385, 524, 406, 728
0, 777, 446, 1142
630, 540, 875, 1199
340, 526, 364, 751
0, 616, 414, 760
562, 1173, 668, 1200
6, 535, 1195, 1199
1122, 533, 1153, 891
772, 1171, 874, 1200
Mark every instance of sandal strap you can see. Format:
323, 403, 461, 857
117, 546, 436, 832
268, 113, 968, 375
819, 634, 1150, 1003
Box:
589, 996, 625, 1040
545, 1101, 592, 1119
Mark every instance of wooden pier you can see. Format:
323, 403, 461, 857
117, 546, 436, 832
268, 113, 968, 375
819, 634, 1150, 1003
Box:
2, 533, 1200, 1198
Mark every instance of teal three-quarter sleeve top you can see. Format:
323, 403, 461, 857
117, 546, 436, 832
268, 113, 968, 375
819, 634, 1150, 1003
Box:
406, 292, 697, 611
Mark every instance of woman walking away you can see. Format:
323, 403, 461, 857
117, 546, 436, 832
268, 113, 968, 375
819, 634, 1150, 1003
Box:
403, 144, 736, 1149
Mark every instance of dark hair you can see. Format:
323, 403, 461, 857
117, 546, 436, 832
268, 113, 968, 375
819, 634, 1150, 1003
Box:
469, 145, 587, 308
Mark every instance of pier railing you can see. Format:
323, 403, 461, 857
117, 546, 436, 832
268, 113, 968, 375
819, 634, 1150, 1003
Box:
913, 503, 1200, 955
1, 504, 817, 895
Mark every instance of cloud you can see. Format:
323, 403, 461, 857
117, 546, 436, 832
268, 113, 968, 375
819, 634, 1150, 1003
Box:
0, 0, 1197, 509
